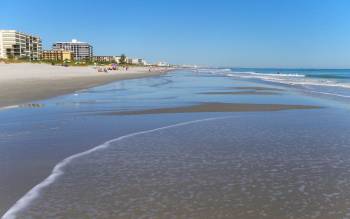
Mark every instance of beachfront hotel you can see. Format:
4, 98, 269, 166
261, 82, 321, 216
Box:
128, 58, 147, 65
41, 49, 74, 61
93, 56, 148, 65
93, 56, 118, 63
52, 39, 93, 61
0, 30, 42, 60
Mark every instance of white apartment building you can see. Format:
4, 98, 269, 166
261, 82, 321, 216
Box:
138, 58, 147, 65
53, 39, 93, 61
127, 58, 147, 65
92, 56, 129, 64
157, 61, 170, 67
0, 30, 42, 60
114, 56, 127, 64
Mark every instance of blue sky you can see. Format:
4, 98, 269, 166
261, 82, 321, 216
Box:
1, 0, 350, 67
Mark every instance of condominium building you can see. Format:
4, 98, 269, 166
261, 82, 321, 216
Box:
93, 56, 115, 63
93, 56, 133, 64
114, 56, 128, 64
0, 30, 42, 60
127, 58, 137, 65
41, 49, 74, 61
137, 58, 147, 66
157, 61, 170, 67
52, 39, 93, 61
127, 58, 147, 65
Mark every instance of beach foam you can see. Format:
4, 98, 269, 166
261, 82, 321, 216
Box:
308, 90, 350, 98
225, 71, 350, 90
0, 105, 19, 111
198, 67, 350, 103
193, 68, 232, 74
229, 72, 306, 78
196, 68, 350, 99
1, 116, 230, 219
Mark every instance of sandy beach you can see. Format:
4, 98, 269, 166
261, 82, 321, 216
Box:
2, 68, 350, 219
3, 1, 350, 218
0, 63, 172, 108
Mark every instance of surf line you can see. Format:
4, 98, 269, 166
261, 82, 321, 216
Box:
1, 116, 233, 219
0, 105, 19, 111
308, 90, 350, 98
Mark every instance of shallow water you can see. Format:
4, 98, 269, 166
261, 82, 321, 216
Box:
14, 110, 350, 219
1, 70, 349, 218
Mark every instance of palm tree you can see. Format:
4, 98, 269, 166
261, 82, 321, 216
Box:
119, 54, 127, 65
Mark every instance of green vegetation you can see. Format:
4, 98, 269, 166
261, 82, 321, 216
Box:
1, 54, 153, 67
119, 54, 127, 65
1, 56, 41, 64
1, 58, 91, 66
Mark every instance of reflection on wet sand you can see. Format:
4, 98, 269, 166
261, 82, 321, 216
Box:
105, 102, 321, 115
199, 91, 281, 95
2, 70, 343, 219
229, 86, 284, 91
19, 103, 45, 108
16, 113, 350, 219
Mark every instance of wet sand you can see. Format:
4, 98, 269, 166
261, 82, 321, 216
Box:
0, 73, 166, 108
199, 91, 280, 95
1, 69, 342, 218
106, 103, 321, 115
0, 63, 172, 108
12, 111, 350, 219
230, 86, 284, 91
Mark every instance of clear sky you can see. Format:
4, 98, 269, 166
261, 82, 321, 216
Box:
1, 0, 350, 68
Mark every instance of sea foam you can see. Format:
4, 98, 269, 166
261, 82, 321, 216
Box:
226, 71, 350, 92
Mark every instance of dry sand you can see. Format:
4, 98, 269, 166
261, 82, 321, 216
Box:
104, 102, 321, 115
0, 63, 173, 108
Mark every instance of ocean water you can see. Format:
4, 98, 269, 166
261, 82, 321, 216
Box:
1, 69, 350, 218
196, 68, 350, 101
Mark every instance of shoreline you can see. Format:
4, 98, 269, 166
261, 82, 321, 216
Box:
0, 68, 341, 218
0, 63, 174, 109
